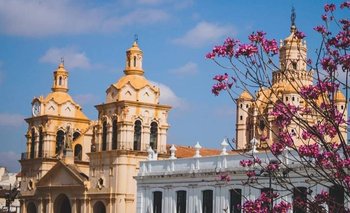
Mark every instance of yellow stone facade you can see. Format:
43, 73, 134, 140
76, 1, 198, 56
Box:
19, 41, 171, 213
235, 25, 347, 150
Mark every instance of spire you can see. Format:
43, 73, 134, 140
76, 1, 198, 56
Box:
290, 6, 296, 32
124, 39, 144, 76
52, 62, 69, 92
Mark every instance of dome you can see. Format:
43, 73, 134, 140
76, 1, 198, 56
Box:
239, 90, 253, 100
283, 84, 296, 94
335, 90, 346, 102
113, 74, 158, 92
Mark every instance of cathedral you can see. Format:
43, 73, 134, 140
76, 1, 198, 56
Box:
235, 22, 347, 150
19, 41, 171, 213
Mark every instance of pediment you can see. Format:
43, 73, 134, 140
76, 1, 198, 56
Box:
37, 161, 86, 188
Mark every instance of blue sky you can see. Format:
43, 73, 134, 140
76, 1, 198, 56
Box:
0, 0, 345, 172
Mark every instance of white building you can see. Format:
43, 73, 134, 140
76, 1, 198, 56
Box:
0, 167, 20, 212
136, 143, 349, 213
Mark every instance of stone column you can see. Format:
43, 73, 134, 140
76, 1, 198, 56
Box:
20, 199, 26, 213
71, 198, 77, 213
107, 125, 113, 151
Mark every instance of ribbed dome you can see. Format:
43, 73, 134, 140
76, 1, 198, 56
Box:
239, 90, 253, 100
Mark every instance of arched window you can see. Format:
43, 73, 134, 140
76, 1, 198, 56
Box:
112, 119, 118, 150
102, 121, 107, 151
59, 76, 62, 86
30, 128, 36, 159
133, 56, 137, 67
93, 201, 106, 213
74, 144, 82, 161
134, 120, 142, 150
56, 130, 65, 154
73, 132, 81, 141
329, 185, 344, 212
38, 128, 43, 158
150, 122, 158, 151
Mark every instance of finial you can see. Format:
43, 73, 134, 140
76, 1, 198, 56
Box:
60, 57, 64, 65
134, 34, 139, 44
291, 6, 296, 27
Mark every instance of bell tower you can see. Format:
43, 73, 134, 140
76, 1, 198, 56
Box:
272, 7, 313, 87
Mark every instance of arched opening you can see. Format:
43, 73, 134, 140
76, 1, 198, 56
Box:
73, 132, 81, 141
56, 130, 65, 154
27, 202, 37, 213
102, 121, 107, 151
112, 119, 118, 150
54, 194, 71, 213
93, 201, 106, 213
150, 122, 158, 151
133, 56, 137, 67
30, 128, 36, 159
74, 144, 82, 161
59, 76, 62, 86
38, 128, 43, 158
134, 120, 142, 150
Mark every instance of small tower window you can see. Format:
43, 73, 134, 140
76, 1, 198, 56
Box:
128, 58, 131, 67
246, 104, 249, 108
150, 122, 158, 151
292, 61, 297, 70
286, 97, 289, 101
240, 115, 243, 121
112, 119, 118, 150
341, 105, 344, 110
240, 104, 243, 108
292, 96, 295, 101
102, 121, 107, 151
38, 128, 43, 158
30, 128, 36, 159
134, 120, 142, 150
59, 76, 62, 86
134, 56, 137, 67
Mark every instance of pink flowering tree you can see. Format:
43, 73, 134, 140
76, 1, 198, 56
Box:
208, 2, 350, 213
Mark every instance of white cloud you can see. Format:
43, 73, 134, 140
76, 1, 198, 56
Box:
0, 0, 169, 37
39, 47, 92, 69
0, 113, 25, 127
170, 62, 198, 76
173, 21, 235, 48
74, 94, 99, 106
0, 151, 20, 172
150, 81, 188, 109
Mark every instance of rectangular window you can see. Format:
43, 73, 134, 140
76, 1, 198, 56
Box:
261, 188, 273, 211
202, 190, 213, 213
329, 185, 344, 213
153, 191, 162, 213
293, 187, 307, 213
176, 190, 186, 213
230, 189, 242, 213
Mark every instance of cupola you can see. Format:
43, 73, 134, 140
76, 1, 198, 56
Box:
52, 62, 69, 93
124, 41, 144, 76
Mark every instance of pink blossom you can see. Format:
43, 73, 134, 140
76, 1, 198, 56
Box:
322, 14, 328, 21
340, 1, 350, 9
294, 30, 306, 39
324, 3, 336, 12
235, 44, 258, 57
248, 31, 266, 43
273, 201, 291, 213
314, 25, 327, 34
262, 39, 279, 55
298, 144, 319, 158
